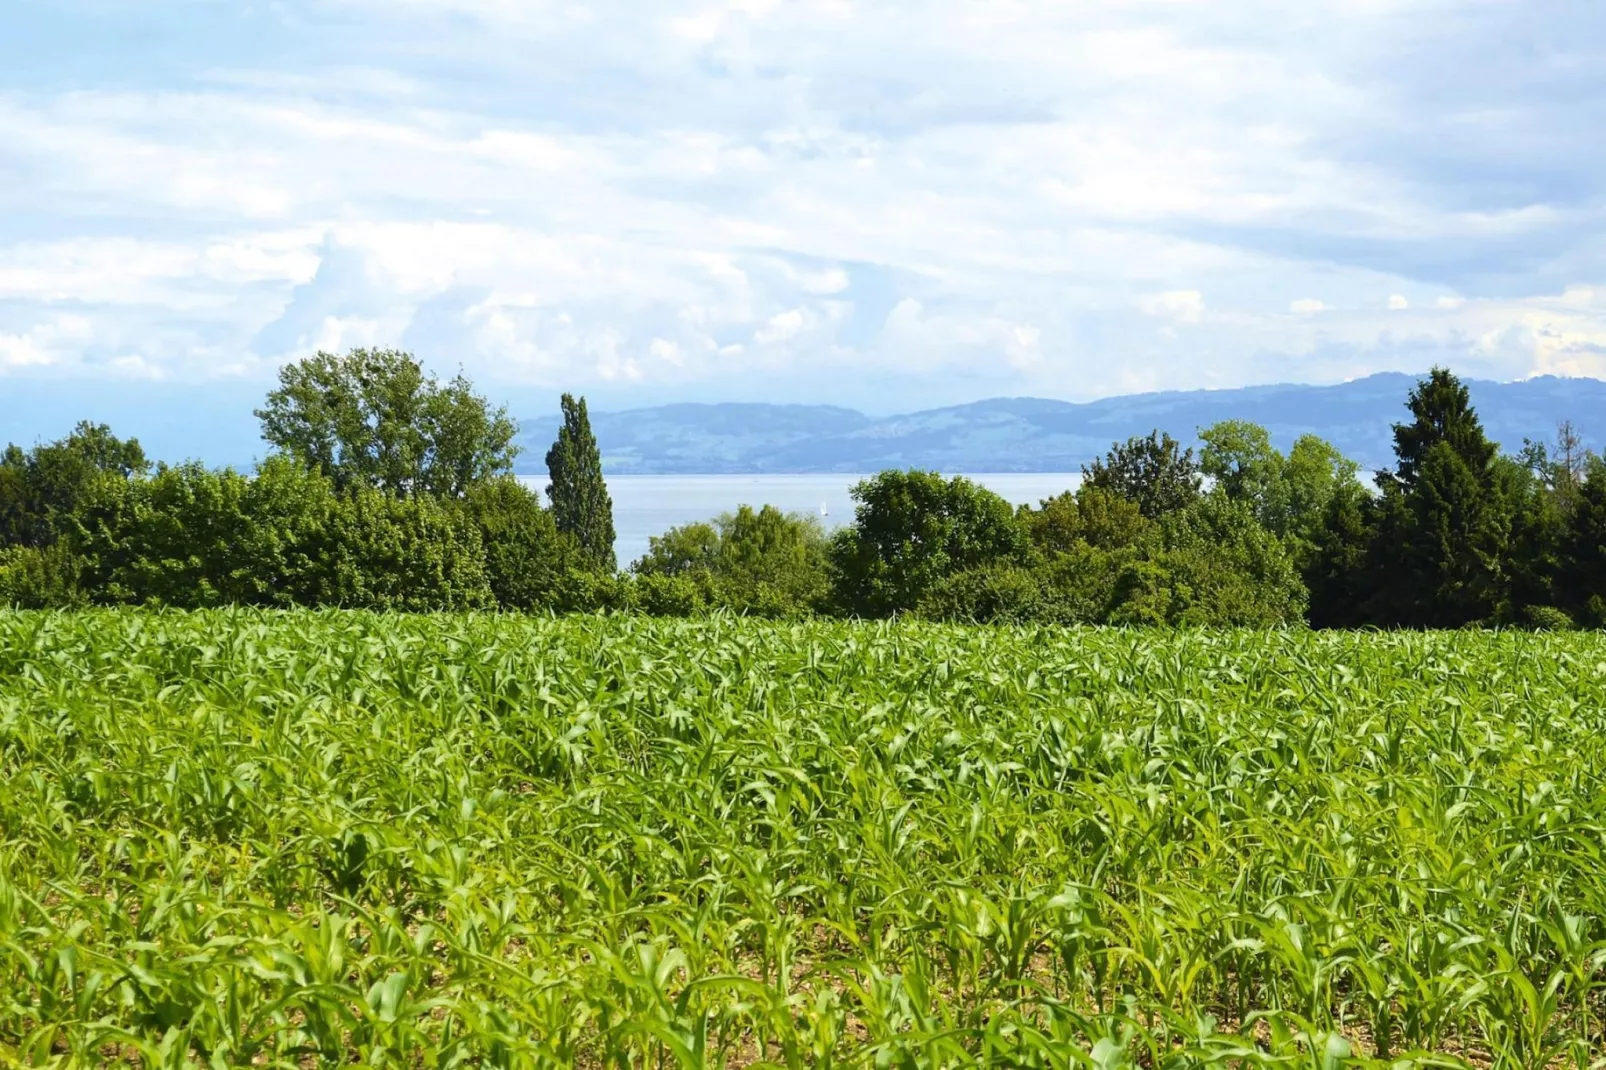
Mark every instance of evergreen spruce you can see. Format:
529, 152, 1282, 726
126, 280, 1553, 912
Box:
1303, 485, 1374, 628
544, 394, 617, 572
1561, 460, 1606, 626
1370, 368, 1509, 626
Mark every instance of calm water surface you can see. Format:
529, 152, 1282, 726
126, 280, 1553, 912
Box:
523, 473, 1082, 567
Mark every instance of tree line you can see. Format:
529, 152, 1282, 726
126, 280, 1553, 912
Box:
2, 350, 1602, 627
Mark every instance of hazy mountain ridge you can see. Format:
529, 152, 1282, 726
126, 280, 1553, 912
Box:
514, 373, 1606, 474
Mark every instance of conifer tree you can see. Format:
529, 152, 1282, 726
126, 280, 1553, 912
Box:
1561, 459, 1606, 626
1370, 368, 1509, 626
544, 394, 616, 572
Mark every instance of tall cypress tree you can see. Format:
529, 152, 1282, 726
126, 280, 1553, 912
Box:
1369, 368, 1508, 626
545, 394, 616, 572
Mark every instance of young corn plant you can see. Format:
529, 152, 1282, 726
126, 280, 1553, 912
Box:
2, 610, 1605, 1065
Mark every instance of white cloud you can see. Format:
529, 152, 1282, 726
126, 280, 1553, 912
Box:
648, 337, 684, 365
1142, 290, 1206, 323
754, 308, 807, 345
798, 268, 850, 295
0, 315, 95, 370
3, 0, 1605, 407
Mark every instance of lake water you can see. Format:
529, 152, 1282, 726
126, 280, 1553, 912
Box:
523, 473, 1082, 567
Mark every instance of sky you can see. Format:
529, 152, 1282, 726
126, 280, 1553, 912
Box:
4, 0, 1606, 429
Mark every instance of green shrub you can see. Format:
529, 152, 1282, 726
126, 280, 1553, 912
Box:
548, 567, 635, 614
70, 458, 334, 608
637, 505, 829, 617
458, 477, 576, 611
1108, 495, 1308, 626
311, 487, 493, 611
0, 544, 84, 608
916, 564, 1047, 624
633, 572, 711, 617
830, 470, 1031, 617
1522, 605, 1575, 632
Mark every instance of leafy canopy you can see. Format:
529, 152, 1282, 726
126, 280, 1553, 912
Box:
635, 504, 830, 616
256, 348, 519, 498
0, 421, 148, 550
1080, 430, 1201, 519
830, 470, 1031, 617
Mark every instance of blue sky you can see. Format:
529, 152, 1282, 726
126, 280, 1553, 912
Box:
4, 0, 1606, 421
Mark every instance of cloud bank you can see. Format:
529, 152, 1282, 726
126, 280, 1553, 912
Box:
4, 0, 1606, 411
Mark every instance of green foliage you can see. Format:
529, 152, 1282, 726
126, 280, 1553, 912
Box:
1281, 434, 1364, 560
1022, 486, 1148, 555
458, 477, 576, 611
0, 421, 148, 549
630, 571, 710, 616
0, 544, 83, 608
1021, 490, 1082, 556
1199, 420, 1360, 566
1521, 604, 1575, 631
1080, 429, 1201, 519
915, 563, 1050, 624
69, 458, 333, 608
635, 519, 720, 576
547, 566, 636, 614
1303, 483, 1375, 628
545, 394, 616, 572
1560, 458, 1606, 627
313, 486, 494, 611
637, 504, 830, 616
69, 458, 492, 611
255, 348, 519, 498
1323, 368, 1517, 628
5, 612, 1606, 1064
930, 493, 1305, 628
12, 366, 1604, 631
1199, 418, 1283, 506
830, 470, 1032, 617
1498, 456, 1570, 622
1383, 366, 1498, 491
1110, 495, 1308, 626
1520, 420, 1592, 519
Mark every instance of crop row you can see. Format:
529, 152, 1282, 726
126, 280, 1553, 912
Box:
3, 611, 1606, 1066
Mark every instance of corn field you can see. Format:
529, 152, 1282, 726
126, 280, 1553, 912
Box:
3, 611, 1606, 1067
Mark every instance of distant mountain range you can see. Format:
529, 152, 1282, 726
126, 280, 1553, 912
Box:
513, 373, 1606, 475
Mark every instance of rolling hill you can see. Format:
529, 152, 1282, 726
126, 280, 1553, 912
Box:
514, 373, 1606, 474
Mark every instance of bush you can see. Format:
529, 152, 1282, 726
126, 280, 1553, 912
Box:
1107, 496, 1308, 626
459, 478, 576, 611
1, 422, 148, 550
916, 565, 1047, 625
636, 505, 829, 617
547, 568, 636, 615
69, 459, 493, 611
311, 487, 494, 611
70, 459, 335, 608
830, 471, 1031, 617
0, 545, 84, 608
1521, 605, 1575, 632
633, 572, 711, 617
1035, 543, 1135, 623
